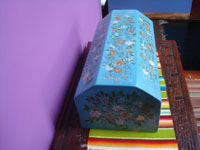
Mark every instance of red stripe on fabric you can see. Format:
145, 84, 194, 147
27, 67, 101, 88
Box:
160, 116, 172, 120
162, 99, 169, 102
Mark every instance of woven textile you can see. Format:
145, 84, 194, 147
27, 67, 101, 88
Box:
187, 79, 200, 136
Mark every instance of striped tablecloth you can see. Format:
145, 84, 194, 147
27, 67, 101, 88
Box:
87, 54, 178, 149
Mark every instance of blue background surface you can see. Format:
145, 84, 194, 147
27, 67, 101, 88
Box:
108, 0, 192, 13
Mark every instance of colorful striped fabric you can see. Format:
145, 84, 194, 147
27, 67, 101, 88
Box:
87, 54, 178, 149
186, 79, 200, 135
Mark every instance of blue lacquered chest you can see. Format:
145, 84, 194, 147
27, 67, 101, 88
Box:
74, 10, 161, 132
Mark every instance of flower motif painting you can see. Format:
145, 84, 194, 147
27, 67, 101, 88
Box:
84, 91, 154, 129
102, 13, 136, 83
139, 15, 157, 80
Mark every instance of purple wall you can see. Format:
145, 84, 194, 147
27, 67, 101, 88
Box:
0, 0, 101, 149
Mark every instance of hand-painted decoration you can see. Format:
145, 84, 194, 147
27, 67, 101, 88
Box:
102, 14, 136, 83
75, 10, 161, 132
139, 15, 157, 79
84, 90, 154, 130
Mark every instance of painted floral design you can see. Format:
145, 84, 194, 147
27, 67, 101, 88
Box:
84, 91, 154, 129
81, 15, 111, 85
102, 13, 136, 83
139, 16, 157, 79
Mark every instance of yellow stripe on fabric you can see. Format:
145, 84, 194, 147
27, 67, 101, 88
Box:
161, 104, 170, 109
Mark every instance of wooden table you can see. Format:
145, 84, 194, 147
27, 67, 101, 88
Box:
51, 40, 200, 150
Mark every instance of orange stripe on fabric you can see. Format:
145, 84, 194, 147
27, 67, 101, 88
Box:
88, 138, 178, 148
159, 121, 173, 128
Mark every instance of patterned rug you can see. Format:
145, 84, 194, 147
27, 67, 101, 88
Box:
87, 54, 178, 150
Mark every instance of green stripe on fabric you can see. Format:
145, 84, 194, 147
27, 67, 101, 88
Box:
160, 79, 166, 86
89, 128, 176, 139
189, 92, 200, 94
161, 91, 167, 99
159, 69, 163, 76
192, 107, 200, 109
